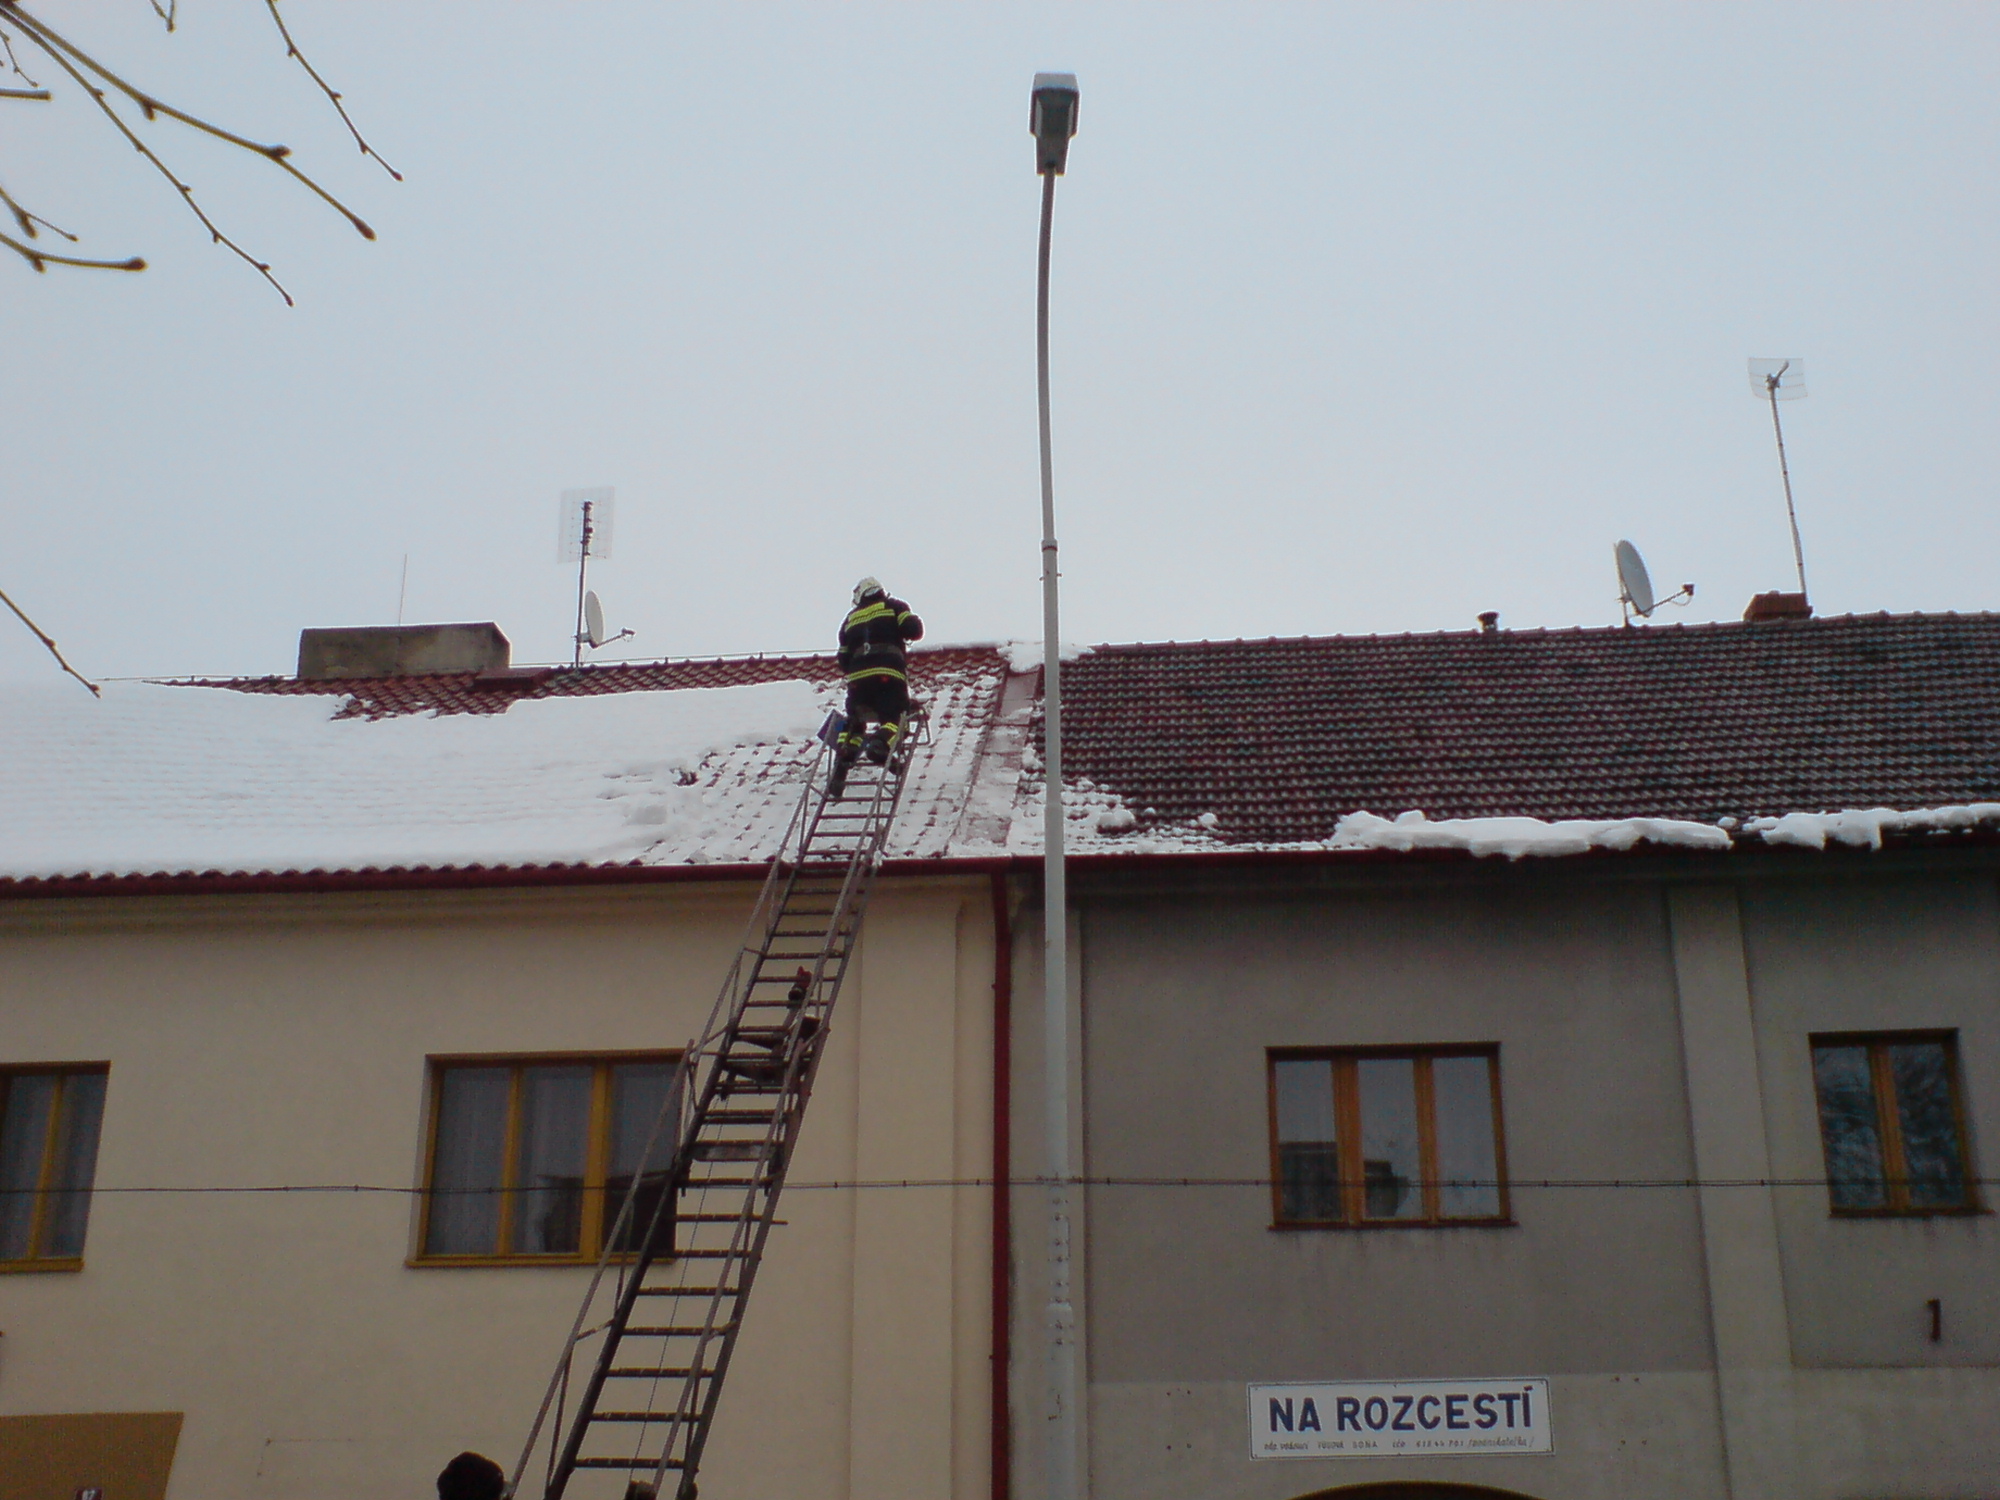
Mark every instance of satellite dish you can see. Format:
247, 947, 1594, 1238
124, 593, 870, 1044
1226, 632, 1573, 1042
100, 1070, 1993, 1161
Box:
584, 590, 607, 649
1615, 540, 1656, 618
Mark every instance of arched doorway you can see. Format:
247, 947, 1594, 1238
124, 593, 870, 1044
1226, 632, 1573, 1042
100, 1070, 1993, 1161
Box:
1291, 1484, 1547, 1500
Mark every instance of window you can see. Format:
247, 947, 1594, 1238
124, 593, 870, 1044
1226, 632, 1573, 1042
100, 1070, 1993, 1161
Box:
1268, 1047, 1508, 1227
419, 1054, 681, 1263
1811, 1032, 1979, 1215
0, 1065, 109, 1269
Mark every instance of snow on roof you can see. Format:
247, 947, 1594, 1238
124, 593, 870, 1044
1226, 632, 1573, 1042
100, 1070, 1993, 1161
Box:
0, 678, 827, 880
10, 621, 2000, 891
0, 648, 1013, 884
996, 759, 1735, 861
1743, 804, 2000, 850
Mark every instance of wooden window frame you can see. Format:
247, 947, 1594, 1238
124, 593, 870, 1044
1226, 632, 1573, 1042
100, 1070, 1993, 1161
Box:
1266, 1045, 1512, 1230
1810, 1029, 1983, 1219
413, 1050, 681, 1268
0, 1062, 110, 1274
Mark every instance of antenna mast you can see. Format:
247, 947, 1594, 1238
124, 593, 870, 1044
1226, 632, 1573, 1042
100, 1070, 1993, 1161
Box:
1749, 358, 1809, 599
558, 487, 615, 667
572, 500, 594, 668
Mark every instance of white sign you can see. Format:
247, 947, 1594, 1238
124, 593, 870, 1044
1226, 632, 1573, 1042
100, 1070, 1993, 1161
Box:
1249, 1378, 1553, 1459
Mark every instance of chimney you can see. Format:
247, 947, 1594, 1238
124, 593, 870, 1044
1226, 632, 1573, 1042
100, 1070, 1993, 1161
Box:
297, 623, 511, 680
1742, 592, 1812, 623
1478, 611, 1500, 634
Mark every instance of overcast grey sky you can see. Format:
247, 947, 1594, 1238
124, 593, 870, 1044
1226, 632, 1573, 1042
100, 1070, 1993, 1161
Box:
2, 2, 1997, 683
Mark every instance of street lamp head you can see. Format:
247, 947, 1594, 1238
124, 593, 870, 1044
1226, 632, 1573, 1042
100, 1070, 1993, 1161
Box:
1031, 72, 1079, 176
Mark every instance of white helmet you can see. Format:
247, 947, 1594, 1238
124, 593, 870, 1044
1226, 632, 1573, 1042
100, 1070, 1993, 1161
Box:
852, 576, 885, 606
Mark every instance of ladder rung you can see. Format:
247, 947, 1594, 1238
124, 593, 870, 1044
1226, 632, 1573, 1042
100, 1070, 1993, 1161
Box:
690, 1142, 771, 1161
716, 1072, 784, 1096
607, 1367, 715, 1380
635, 1284, 739, 1297
705, 1109, 776, 1123
573, 1456, 684, 1470
589, 1410, 690, 1423
624, 1324, 736, 1337
662, 1247, 740, 1259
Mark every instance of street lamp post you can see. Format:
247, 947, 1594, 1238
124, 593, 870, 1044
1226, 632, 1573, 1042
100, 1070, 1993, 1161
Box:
1031, 69, 1080, 1500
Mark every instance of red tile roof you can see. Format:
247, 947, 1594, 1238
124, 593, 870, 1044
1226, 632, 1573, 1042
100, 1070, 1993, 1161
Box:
200, 646, 1001, 719
1053, 613, 2000, 843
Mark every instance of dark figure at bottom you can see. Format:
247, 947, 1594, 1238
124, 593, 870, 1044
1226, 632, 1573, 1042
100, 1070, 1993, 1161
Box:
437, 1452, 506, 1500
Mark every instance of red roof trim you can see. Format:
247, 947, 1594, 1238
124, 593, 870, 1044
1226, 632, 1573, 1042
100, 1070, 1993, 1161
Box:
10, 830, 1996, 903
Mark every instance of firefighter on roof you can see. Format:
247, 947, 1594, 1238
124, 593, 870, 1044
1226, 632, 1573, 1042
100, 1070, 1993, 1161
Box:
830, 576, 923, 795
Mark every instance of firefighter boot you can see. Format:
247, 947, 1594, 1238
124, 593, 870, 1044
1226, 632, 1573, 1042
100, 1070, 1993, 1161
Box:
864, 718, 901, 766
828, 736, 860, 797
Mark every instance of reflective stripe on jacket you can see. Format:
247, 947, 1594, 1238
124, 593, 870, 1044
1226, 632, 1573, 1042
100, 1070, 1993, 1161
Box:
838, 595, 923, 680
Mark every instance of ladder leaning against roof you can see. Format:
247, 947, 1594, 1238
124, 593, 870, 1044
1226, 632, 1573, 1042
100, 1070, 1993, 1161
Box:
508, 706, 925, 1500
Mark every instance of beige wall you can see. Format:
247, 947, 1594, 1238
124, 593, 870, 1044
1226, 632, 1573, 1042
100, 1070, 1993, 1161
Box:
0, 876, 995, 1500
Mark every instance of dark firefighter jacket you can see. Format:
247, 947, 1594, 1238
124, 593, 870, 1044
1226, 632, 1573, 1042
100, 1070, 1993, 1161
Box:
838, 596, 924, 682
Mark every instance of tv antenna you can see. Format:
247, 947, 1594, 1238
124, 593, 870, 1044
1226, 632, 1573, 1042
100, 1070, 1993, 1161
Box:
1748, 358, 1810, 599
558, 487, 616, 667
1614, 539, 1694, 625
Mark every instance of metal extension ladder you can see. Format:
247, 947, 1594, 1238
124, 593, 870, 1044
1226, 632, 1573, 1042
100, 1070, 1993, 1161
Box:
511, 715, 922, 1500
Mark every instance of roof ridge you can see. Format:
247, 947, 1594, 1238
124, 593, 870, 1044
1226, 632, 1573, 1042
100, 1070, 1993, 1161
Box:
1072, 609, 2000, 653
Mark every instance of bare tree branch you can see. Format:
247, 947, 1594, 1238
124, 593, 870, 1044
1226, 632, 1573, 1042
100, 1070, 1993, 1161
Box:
1, 28, 39, 85
1, 177, 74, 239
0, 585, 101, 696
0, 0, 391, 298
0, 226, 144, 273
3, 5, 378, 235
0, 84, 48, 98
263, 0, 401, 181
0, 168, 148, 274
0, 7, 302, 302
0, 173, 144, 270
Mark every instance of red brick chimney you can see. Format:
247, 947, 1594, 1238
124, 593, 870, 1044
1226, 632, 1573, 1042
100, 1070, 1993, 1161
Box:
1743, 592, 1813, 622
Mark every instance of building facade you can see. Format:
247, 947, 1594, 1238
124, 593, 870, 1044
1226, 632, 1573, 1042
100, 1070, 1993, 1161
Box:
1024, 854, 1999, 1500
1004, 617, 2000, 1500
7, 612, 2000, 1500
0, 643, 1013, 1500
